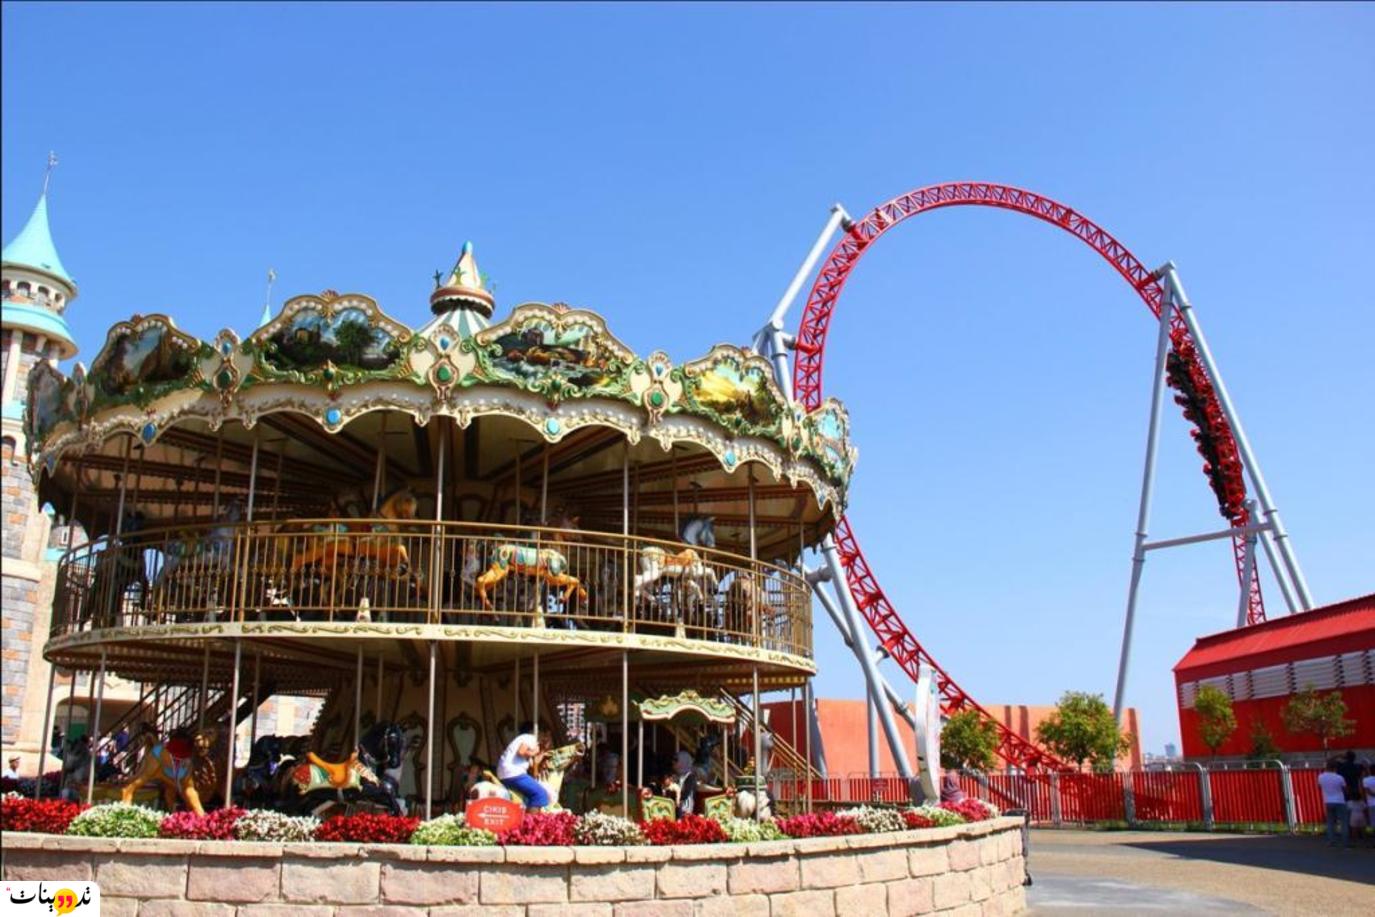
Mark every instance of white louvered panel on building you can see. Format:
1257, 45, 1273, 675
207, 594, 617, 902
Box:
1290, 656, 1338, 692
1179, 681, 1198, 709
1232, 670, 1252, 701
1337, 652, 1373, 687
1248, 664, 1290, 700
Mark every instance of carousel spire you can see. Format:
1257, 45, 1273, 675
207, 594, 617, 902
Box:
429, 240, 495, 318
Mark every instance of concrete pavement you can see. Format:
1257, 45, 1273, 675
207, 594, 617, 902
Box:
1024, 828, 1371, 916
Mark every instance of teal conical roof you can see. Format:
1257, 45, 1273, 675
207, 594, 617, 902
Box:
2, 193, 73, 285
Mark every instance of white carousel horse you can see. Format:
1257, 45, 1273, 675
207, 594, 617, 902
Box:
632, 517, 720, 623
150, 501, 243, 613
468, 741, 585, 811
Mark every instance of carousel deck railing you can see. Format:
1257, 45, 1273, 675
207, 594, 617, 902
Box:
50, 519, 813, 659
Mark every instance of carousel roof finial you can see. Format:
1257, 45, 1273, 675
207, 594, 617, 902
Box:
429, 240, 495, 318
258, 267, 277, 327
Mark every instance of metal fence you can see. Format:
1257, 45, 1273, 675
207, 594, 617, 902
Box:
770, 763, 1332, 831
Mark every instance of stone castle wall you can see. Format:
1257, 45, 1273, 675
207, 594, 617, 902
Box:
1, 817, 1027, 916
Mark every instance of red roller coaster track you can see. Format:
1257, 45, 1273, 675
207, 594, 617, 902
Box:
792, 182, 1263, 770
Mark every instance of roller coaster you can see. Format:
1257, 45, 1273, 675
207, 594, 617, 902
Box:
753, 181, 1315, 774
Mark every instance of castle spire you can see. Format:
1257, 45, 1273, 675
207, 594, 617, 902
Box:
2, 174, 74, 287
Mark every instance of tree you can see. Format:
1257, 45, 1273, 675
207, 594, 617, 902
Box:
940, 709, 1000, 771
1281, 686, 1355, 751
1247, 720, 1281, 761
1193, 685, 1237, 759
1035, 691, 1132, 772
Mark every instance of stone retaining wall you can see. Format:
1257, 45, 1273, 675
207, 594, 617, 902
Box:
1, 816, 1026, 916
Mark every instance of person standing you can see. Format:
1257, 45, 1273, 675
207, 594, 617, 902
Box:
496, 721, 549, 810
3, 756, 20, 781
1318, 759, 1350, 847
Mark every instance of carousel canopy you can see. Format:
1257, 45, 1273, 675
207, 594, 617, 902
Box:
26, 269, 855, 559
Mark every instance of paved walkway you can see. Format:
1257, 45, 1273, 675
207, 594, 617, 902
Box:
1024, 828, 1371, 916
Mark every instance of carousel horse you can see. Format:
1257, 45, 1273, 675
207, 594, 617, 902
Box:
469, 741, 585, 811
88, 513, 148, 628
473, 519, 588, 613
284, 489, 420, 575
233, 734, 285, 808
725, 573, 769, 640
281, 721, 405, 816
632, 517, 720, 617
58, 737, 91, 802
151, 500, 243, 612
121, 727, 220, 814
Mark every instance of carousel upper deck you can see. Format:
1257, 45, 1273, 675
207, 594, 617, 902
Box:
26, 269, 856, 696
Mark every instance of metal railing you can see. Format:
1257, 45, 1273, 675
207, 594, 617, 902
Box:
775, 765, 1334, 832
51, 519, 813, 659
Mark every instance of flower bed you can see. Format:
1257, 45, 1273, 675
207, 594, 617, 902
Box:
1, 794, 1000, 849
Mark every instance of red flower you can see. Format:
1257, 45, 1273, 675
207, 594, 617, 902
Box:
314, 813, 421, 844
902, 810, 936, 830
498, 811, 577, 846
0, 796, 87, 834
159, 808, 246, 840
639, 814, 728, 846
776, 812, 861, 838
939, 799, 992, 822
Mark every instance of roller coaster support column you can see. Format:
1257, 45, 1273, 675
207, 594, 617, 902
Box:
1113, 277, 1175, 723
820, 537, 915, 783
754, 204, 853, 400
1162, 264, 1313, 611
1236, 501, 1260, 629
807, 566, 918, 733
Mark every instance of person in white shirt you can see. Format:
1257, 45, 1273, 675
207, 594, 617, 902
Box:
1317, 759, 1350, 847
3, 756, 20, 781
496, 722, 549, 809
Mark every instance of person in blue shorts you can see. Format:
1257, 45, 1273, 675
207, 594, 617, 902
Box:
497, 721, 550, 810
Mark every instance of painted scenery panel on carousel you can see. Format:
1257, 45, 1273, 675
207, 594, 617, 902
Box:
805, 401, 855, 483
24, 361, 69, 445
678, 349, 784, 439
257, 303, 408, 382
88, 319, 202, 407
469, 311, 638, 402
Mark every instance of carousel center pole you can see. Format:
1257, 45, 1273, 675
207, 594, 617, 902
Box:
426, 640, 437, 820
354, 645, 364, 748
621, 649, 629, 816
376, 656, 384, 722
248, 651, 261, 751
34, 664, 57, 799
748, 469, 763, 818
198, 646, 211, 730
86, 649, 107, 805
223, 638, 243, 807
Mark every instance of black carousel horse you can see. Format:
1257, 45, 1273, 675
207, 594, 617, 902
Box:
280, 721, 405, 817
234, 734, 286, 808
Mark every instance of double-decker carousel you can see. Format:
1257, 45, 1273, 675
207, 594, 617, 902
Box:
24, 243, 855, 821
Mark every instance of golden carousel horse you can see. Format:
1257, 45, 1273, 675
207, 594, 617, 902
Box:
473, 515, 588, 614
283, 488, 420, 575
120, 728, 220, 814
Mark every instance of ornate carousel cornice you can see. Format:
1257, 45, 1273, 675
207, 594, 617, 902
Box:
26, 295, 857, 509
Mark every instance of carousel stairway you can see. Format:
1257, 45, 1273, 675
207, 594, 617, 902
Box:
97, 678, 275, 775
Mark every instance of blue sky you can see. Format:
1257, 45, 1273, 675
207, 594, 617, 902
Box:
4, 2, 1372, 756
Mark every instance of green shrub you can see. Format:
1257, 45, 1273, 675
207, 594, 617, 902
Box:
409, 813, 498, 847
65, 803, 161, 838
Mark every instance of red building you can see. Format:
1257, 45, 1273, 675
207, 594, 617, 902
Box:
1174, 592, 1374, 760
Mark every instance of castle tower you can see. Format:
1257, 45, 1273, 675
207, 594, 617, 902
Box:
1, 158, 79, 761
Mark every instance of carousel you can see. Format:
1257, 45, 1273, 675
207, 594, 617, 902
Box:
25, 242, 855, 821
